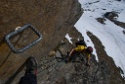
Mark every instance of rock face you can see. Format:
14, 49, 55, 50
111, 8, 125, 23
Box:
0, 0, 82, 83
0, 0, 125, 84
104, 11, 125, 29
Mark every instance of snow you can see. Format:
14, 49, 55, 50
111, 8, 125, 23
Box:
75, 0, 125, 77
65, 33, 73, 44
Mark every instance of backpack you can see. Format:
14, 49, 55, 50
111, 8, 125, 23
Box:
75, 40, 87, 47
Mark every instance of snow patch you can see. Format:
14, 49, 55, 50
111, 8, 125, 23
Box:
65, 34, 73, 44
76, 0, 125, 77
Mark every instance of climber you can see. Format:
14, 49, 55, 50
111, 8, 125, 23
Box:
66, 40, 93, 66
19, 57, 38, 84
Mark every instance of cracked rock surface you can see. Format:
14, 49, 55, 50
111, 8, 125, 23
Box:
0, 0, 125, 84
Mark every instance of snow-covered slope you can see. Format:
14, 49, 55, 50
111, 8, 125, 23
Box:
75, 0, 125, 77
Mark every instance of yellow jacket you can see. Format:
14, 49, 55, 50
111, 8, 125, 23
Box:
74, 45, 90, 59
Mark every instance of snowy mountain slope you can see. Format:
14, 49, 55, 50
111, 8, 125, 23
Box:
75, 0, 125, 77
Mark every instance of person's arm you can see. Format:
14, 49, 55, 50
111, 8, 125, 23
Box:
68, 48, 75, 57
66, 48, 75, 62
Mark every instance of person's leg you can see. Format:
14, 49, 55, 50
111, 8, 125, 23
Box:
19, 57, 37, 84
19, 74, 37, 84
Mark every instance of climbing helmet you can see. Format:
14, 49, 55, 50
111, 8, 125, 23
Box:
86, 46, 93, 54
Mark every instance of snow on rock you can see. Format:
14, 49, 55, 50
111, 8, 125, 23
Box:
76, 0, 125, 77
65, 33, 73, 44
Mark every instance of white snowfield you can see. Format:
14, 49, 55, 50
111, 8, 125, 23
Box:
74, 0, 125, 77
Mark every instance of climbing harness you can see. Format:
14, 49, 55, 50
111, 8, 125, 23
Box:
5, 24, 42, 53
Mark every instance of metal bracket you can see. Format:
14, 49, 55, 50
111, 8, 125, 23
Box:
5, 24, 42, 53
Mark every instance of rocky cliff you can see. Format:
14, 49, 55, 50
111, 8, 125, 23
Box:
0, 0, 125, 84
0, 0, 82, 83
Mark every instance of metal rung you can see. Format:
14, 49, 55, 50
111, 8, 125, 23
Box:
5, 24, 42, 53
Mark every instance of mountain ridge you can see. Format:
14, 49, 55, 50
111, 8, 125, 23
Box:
0, 0, 125, 84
